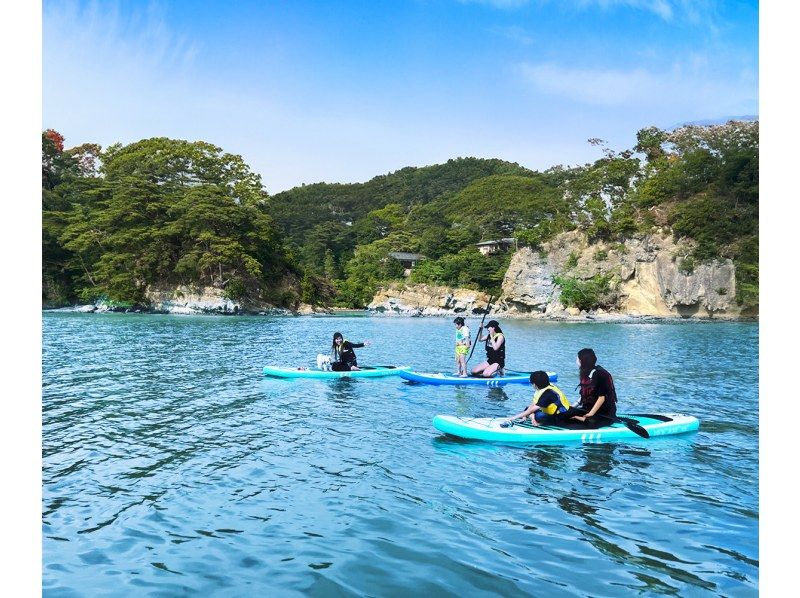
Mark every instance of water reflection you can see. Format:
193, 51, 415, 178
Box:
522, 446, 569, 484
486, 388, 510, 402
578, 444, 620, 476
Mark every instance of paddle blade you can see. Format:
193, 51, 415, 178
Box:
620, 417, 649, 438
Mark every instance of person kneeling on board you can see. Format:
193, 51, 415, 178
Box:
471, 320, 505, 378
330, 332, 371, 371
501, 371, 571, 427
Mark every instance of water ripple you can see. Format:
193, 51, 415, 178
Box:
43, 313, 758, 595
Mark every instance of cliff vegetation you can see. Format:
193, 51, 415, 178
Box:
42, 120, 758, 313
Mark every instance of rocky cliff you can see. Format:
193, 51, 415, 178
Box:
61, 285, 329, 316
368, 283, 491, 316
369, 229, 751, 320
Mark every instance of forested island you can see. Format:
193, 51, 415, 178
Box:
42, 120, 758, 317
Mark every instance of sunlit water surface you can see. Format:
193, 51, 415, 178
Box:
43, 312, 758, 596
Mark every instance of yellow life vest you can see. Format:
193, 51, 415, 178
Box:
532, 383, 571, 415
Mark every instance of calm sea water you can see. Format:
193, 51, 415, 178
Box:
42, 312, 758, 596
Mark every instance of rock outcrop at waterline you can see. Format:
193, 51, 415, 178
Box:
369, 230, 751, 319
60, 285, 328, 316
368, 283, 491, 316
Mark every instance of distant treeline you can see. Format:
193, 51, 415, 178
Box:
43, 121, 758, 310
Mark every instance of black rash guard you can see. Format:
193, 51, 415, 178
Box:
578, 366, 617, 419
333, 341, 364, 368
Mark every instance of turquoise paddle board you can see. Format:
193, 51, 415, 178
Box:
432, 413, 699, 443
263, 365, 409, 379
400, 370, 557, 386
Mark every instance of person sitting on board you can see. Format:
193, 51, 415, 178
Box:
453, 316, 471, 377
471, 320, 505, 378
330, 332, 371, 371
501, 371, 571, 427
566, 348, 618, 428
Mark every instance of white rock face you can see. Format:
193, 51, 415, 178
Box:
367, 230, 749, 320
499, 230, 744, 318
368, 283, 491, 316
145, 286, 240, 314
497, 248, 557, 313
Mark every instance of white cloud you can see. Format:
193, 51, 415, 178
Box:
576, 0, 674, 21
459, 0, 715, 23
517, 61, 757, 115
490, 25, 535, 45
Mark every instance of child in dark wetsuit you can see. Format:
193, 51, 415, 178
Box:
330, 332, 371, 371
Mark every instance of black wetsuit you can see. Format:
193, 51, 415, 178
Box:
331, 341, 364, 371
570, 366, 618, 427
485, 333, 505, 368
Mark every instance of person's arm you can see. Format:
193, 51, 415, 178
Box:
505, 403, 539, 423
572, 395, 604, 421
490, 334, 504, 350
582, 395, 605, 418
347, 341, 366, 349
577, 373, 610, 419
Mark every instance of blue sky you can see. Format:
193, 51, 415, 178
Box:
42, 0, 758, 193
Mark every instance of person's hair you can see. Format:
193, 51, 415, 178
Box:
453, 317, 465, 326
331, 332, 344, 354
486, 320, 502, 333
577, 348, 597, 378
529, 370, 551, 389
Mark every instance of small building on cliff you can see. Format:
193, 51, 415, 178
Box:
388, 252, 425, 277
476, 238, 517, 255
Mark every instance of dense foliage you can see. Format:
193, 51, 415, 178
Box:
43, 134, 293, 306
43, 120, 758, 311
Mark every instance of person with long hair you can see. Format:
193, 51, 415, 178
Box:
569, 348, 618, 427
501, 371, 571, 427
470, 320, 505, 378
330, 332, 371, 371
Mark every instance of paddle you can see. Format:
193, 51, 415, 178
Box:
595, 414, 649, 438
503, 413, 649, 438
466, 294, 495, 365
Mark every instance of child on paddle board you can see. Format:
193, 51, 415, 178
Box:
330, 332, 371, 371
502, 371, 571, 427
453, 317, 471, 377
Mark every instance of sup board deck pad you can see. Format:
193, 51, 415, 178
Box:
263, 365, 409, 379
400, 370, 557, 386
432, 413, 699, 443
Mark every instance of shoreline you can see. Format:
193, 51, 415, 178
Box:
42, 305, 757, 323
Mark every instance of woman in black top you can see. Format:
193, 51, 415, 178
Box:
330, 332, 371, 371
570, 348, 618, 427
470, 320, 506, 378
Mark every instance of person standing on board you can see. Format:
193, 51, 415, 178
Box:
453, 317, 471, 377
471, 320, 505, 378
569, 348, 618, 427
330, 332, 371, 371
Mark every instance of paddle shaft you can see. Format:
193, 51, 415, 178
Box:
466, 295, 495, 364
512, 413, 649, 438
